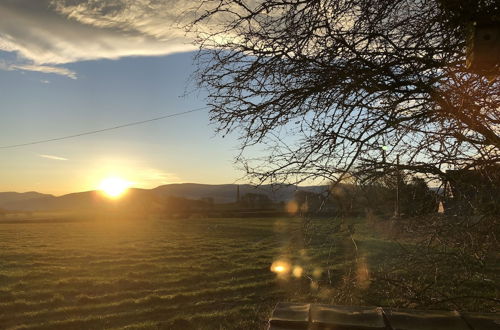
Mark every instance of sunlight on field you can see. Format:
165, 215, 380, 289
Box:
0, 216, 425, 329
0, 218, 302, 329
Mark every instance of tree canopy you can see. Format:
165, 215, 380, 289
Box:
191, 0, 499, 185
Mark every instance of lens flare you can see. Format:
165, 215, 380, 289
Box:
285, 201, 299, 214
271, 260, 291, 275
292, 266, 303, 278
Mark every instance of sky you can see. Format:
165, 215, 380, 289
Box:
0, 0, 245, 195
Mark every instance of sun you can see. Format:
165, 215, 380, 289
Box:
98, 177, 131, 198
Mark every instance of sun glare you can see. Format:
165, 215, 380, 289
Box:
98, 177, 131, 198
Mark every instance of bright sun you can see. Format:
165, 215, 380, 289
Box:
98, 177, 131, 198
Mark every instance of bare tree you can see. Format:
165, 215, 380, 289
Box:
189, 0, 499, 310
191, 0, 499, 185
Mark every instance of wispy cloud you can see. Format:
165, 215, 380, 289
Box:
39, 154, 68, 161
0, 0, 198, 78
11, 64, 77, 79
0, 59, 76, 79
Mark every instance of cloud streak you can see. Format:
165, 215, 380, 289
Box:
0, 58, 76, 78
0, 0, 199, 77
39, 154, 68, 161
11, 64, 77, 79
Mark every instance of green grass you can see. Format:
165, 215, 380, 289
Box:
1, 216, 495, 329
0, 217, 324, 329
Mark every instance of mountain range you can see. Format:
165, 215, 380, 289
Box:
0, 183, 328, 212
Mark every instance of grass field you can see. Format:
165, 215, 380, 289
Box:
1, 215, 496, 329
0, 216, 360, 329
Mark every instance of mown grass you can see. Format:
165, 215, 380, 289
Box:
1, 216, 495, 329
0, 217, 316, 329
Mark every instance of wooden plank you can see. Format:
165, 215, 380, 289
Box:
269, 302, 310, 329
383, 309, 470, 330
310, 305, 386, 330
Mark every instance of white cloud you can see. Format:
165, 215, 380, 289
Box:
39, 154, 68, 161
11, 64, 77, 79
50, 0, 194, 41
0, 58, 76, 78
0, 0, 198, 78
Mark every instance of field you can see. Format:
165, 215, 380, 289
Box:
1, 216, 496, 329
0, 216, 362, 329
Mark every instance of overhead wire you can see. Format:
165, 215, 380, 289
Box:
0, 106, 209, 149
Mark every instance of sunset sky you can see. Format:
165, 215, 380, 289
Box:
0, 0, 244, 195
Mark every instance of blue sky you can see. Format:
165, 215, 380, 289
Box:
0, 1, 245, 195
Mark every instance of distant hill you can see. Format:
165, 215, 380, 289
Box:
0, 188, 161, 212
0, 183, 328, 212
153, 183, 328, 203
0, 192, 54, 209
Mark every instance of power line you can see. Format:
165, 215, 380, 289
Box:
0, 107, 208, 149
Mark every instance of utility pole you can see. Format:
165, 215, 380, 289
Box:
394, 154, 401, 219
236, 185, 240, 204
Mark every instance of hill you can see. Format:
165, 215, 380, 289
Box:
0, 183, 328, 212
152, 183, 327, 203
0, 188, 162, 212
0, 192, 54, 209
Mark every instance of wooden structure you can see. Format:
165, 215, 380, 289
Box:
466, 21, 500, 75
268, 303, 499, 330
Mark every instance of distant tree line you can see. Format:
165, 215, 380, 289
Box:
162, 193, 284, 218
288, 174, 437, 218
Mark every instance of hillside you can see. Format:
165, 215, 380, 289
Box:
0, 192, 54, 209
152, 183, 327, 203
0, 188, 163, 212
0, 183, 328, 212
